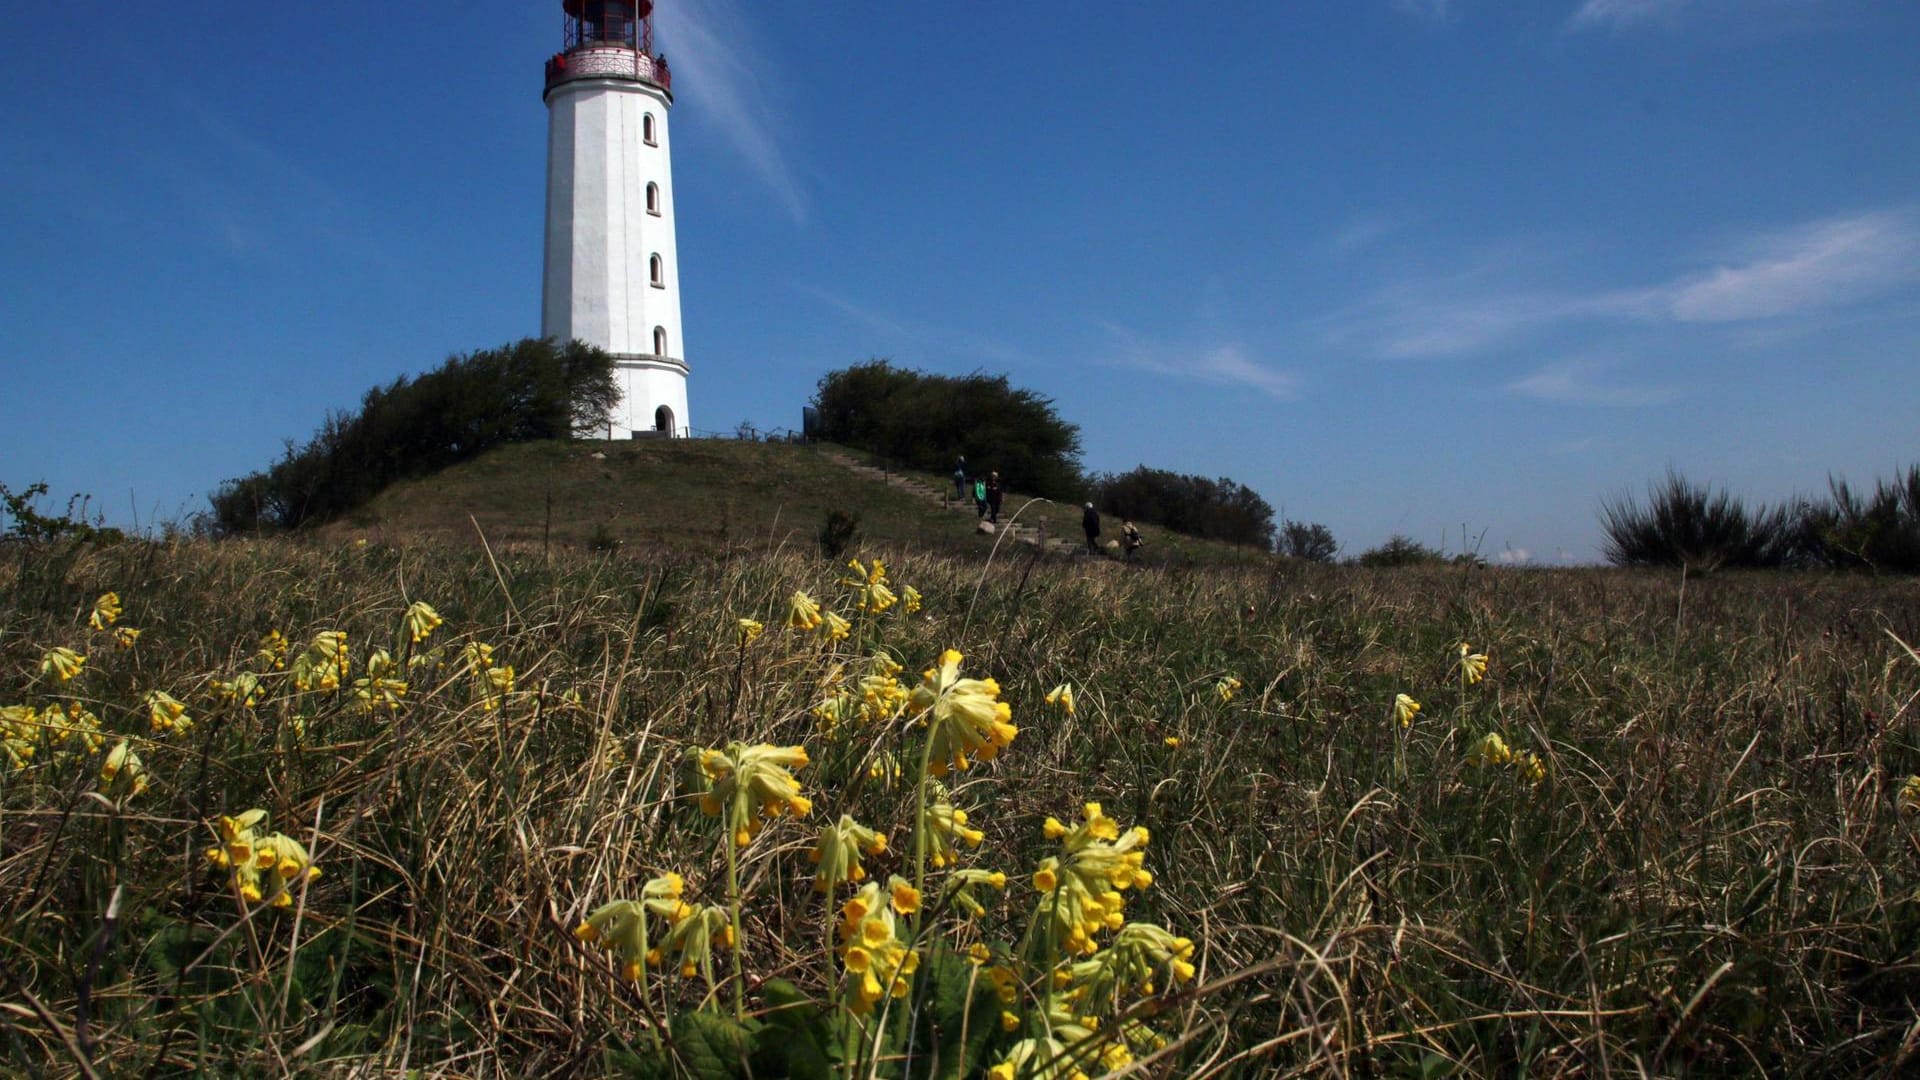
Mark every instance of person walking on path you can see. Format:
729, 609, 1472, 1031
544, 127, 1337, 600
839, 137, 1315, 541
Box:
1082, 502, 1102, 554
1121, 519, 1143, 563
973, 477, 990, 520
985, 472, 1004, 524
953, 456, 968, 500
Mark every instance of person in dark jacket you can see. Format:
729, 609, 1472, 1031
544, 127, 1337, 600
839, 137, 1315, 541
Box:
1082, 503, 1101, 554
1121, 519, 1143, 563
953, 456, 967, 500
985, 472, 1003, 523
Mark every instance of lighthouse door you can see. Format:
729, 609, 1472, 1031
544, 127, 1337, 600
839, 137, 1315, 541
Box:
654, 406, 674, 436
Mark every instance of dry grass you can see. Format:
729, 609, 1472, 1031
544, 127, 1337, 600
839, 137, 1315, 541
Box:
2, 535, 1919, 1077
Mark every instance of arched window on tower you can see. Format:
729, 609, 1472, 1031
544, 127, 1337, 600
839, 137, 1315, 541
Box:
653, 326, 668, 355
643, 113, 657, 146
649, 254, 663, 287
646, 182, 660, 215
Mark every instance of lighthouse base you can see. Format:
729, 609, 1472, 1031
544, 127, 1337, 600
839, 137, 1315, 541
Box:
592, 353, 690, 440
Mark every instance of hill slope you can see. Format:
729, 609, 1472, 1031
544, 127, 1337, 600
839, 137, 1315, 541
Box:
324, 438, 1269, 565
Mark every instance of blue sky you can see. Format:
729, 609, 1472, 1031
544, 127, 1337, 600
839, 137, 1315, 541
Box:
3, 0, 1916, 561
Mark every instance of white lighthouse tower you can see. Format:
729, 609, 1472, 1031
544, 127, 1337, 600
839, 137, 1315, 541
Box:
542, 0, 689, 438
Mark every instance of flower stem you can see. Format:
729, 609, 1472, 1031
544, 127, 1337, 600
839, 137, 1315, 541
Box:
725, 822, 745, 1022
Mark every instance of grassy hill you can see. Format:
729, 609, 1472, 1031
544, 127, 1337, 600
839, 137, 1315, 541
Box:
322, 437, 1272, 567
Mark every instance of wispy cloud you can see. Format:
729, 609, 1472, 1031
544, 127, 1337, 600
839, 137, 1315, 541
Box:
1506, 358, 1680, 406
1569, 0, 1693, 30
1100, 324, 1300, 400
1326, 208, 1920, 358
1393, 0, 1456, 21
801, 285, 1027, 365
654, 0, 807, 224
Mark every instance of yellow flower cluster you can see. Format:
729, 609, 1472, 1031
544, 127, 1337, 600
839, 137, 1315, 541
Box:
941, 867, 1008, 919
403, 601, 444, 644
574, 873, 693, 981
204, 809, 320, 908
352, 649, 408, 713
0, 705, 39, 768
100, 739, 150, 798
836, 879, 922, 1015
1045, 683, 1075, 717
291, 631, 349, 692
909, 649, 1018, 777
1393, 693, 1421, 728
1899, 775, 1920, 816
694, 742, 812, 846
1062, 922, 1196, 1008
145, 691, 192, 737
463, 642, 514, 710
89, 592, 122, 630
257, 629, 289, 671
1032, 803, 1152, 957
785, 591, 823, 632
922, 784, 985, 869
1214, 675, 1243, 704
736, 617, 764, 645
213, 672, 261, 708
901, 585, 922, 615
840, 558, 899, 614
1465, 731, 1512, 767
811, 814, 888, 892
113, 626, 141, 649
40, 647, 85, 683
1457, 642, 1489, 684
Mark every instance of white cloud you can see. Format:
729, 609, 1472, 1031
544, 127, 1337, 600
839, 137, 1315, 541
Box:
654, 0, 807, 224
1660, 211, 1920, 322
1570, 0, 1692, 29
1326, 208, 1919, 358
1506, 358, 1680, 406
1393, 0, 1455, 21
1496, 547, 1532, 565
1101, 324, 1299, 400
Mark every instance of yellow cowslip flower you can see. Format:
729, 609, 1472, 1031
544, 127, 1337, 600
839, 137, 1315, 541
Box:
1466, 732, 1513, 768
840, 558, 899, 614
865, 749, 902, 788
575, 874, 694, 979
1515, 750, 1547, 786
650, 903, 733, 980
818, 610, 852, 643
145, 691, 193, 737
257, 629, 289, 670
908, 650, 1018, 777
46, 701, 104, 755
41, 647, 85, 683
1045, 684, 1076, 717
90, 592, 122, 630
113, 626, 141, 648
404, 601, 444, 644
1393, 693, 1421, 729
462, 641, 496, 670
1031, 803, 1152, 957
481, 664, 515, 710
811, 693, 851, 732
101, 740, 150, 798
352, 649, 408, 713
207, 810, 314, 907
923, 784, 985, 869
1, 705, 39, 769
736, 618, 764, 645
901, 585, 922, 615
810, 814, 887, 892
252, 832, 322, 907
1899, 776, 1920, 816
1164, 736, 1181, 748
785, 591, 823, 632
213, 672, 262, 708
855, 654, 909, 725
942, 868, 1008, 919
836, 881, 920, 1015
1062, 922, 1197, 1009
1214, 676, 1242, 704
691, 742, 812, 846
291, 631, 349, 692
1457, 642, 1489, 685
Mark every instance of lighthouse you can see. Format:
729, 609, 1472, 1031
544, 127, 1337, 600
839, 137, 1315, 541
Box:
542, 0, 689, 438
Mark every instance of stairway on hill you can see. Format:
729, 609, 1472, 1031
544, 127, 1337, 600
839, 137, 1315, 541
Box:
816, 449, 1084, 556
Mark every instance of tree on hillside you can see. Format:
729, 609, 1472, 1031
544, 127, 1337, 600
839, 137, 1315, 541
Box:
1279, 520, 1338, 562
211, 339, 616, 533
811, 360, 1084, 500
1091, 467, 1276, 548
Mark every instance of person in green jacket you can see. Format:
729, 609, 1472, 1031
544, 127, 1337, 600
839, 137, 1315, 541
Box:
973, 478, 989, 519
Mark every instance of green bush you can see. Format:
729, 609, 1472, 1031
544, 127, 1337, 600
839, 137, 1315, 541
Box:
1092, 467, 1275, 548
1598, 471, 1800, 570
1805, 465, 1920, 573
210, 339, 617, 533
1355, 534, 1445, 568
1279, 519, 1338, 562
811, 360, 1084, 501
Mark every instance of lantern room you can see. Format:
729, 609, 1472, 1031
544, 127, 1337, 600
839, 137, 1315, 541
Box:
564, 0, 653, 53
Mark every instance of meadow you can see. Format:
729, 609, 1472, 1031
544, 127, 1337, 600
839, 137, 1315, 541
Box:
3, 534, 1918, 1077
